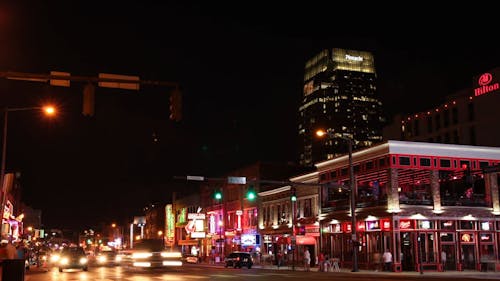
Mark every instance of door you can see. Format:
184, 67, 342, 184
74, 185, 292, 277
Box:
441, 244, 456, 270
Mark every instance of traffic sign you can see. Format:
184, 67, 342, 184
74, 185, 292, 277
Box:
228, 176, 246, 184
98, 73, 140, 90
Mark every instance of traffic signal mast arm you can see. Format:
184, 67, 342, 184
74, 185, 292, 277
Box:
0, 71, 179, 87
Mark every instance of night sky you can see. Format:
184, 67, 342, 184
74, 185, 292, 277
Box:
1, 2, 500, 230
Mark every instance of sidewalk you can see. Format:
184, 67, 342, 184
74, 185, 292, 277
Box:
196, 261, 500, 279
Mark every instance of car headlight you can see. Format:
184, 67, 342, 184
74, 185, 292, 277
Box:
115, 256, 122, 262
98, 256, 107, 263
161, 252, 182, 258
132, 252, 152, 259
51, 254, 60, 262
80, 257, 88, 264
59, 257, 69, 265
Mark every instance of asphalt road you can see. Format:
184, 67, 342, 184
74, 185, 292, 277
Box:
21, 263, 500, 281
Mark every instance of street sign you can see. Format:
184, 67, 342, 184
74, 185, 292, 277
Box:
228, 176, 246, 184
98, 73, 140, 90
187, 175, 205, 181
50, 71, 70, 87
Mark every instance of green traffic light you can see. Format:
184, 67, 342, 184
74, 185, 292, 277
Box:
214, 192, 222, 200
291, 194, 297, 202
246, 191, 256, 201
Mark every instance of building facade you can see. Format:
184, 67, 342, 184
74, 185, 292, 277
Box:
384, 67, 500, 147
299, 48, 385, 167
311, 140, 500, 272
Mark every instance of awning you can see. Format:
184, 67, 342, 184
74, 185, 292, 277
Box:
178, 239, 199, 246
296, 235, 316, 245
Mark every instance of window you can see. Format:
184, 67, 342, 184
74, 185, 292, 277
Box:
443, 109, 450, 127
440, 159, 451, 168
366, 161, 374, 170
468, 102, 474, 121
399, 156, 410, 166
304, 198, 312, 217
427, 116, 433, 133
320, 173, 327, 181
470, 126, 476, 145
420, 158, 431, 167
330, 171, 337, 178
435, 113, 441, 130
452, 107, 458, 124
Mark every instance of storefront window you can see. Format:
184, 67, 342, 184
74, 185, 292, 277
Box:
418, 220, 434, 229
480, 221, 493, 231
440, 233, 454, 242
459, 221, 475, 230
440, 220, 455, 230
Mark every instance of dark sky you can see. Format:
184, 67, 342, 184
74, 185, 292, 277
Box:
1, 2, 500, 230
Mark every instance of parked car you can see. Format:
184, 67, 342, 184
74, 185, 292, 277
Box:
224, 252, 253, 269
58, 246, 89, 272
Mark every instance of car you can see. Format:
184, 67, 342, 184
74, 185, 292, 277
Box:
121, 239, 182, 269
224, 252, 253, 269
95, 250, 122, 266
58, 246, 89, 272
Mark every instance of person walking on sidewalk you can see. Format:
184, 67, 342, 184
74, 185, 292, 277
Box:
441, 250, 446, 271
303, 248, 311, 271
382, 249, 393, 272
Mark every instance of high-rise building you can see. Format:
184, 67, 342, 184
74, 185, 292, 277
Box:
299, 48, 385, 166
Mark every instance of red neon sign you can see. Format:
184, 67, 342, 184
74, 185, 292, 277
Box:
381, 219, 391, 230
475, 73, 499, 97
399, 219, 413, 230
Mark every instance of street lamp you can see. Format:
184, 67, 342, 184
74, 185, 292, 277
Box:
316, 129, 358, 272
0, 105, 56, 236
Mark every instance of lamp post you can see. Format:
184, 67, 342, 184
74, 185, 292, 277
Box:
0, 106, 56, 236
316, 129, 358, 272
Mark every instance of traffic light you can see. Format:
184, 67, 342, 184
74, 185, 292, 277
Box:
246, 187, 256, 201
214, 190, 222, 200
82, 83, 95, 117
169, 89, 182, 121
291, 187, 297, 202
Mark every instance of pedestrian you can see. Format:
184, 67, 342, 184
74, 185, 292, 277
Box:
318, 252, 325, 272
441, 250, 446, 271
277, 250, 283, 268
303, 248, 311, 271
373, 252, 381, 272
5, 239, 17, 259
382, 249, 393, 272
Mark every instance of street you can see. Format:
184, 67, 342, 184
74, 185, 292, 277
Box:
22, 263, 500, 281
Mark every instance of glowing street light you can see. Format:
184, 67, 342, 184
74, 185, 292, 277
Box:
316, 129, 358, 272
0, 105, 57, 236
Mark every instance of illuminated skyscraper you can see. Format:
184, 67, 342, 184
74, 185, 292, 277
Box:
299, 48, 385, 166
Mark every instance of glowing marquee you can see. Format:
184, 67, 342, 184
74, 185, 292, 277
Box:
474, 72, 499, 97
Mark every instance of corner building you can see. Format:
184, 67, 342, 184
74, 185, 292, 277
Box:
299, 48, 385, 167
305, 141, 500, 272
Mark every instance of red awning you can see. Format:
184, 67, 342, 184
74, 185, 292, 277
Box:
296, 235, 316, 245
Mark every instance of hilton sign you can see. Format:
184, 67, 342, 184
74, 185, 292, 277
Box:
474, 71, 499, 97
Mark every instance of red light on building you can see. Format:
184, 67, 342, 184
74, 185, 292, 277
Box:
381, 219, 391, 230
399, 219, 413, 230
